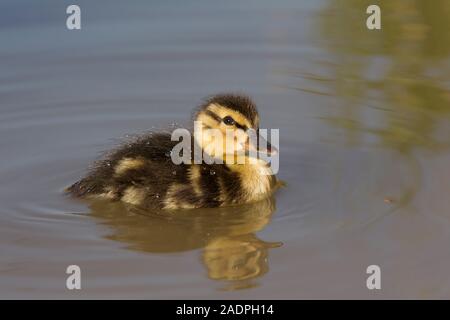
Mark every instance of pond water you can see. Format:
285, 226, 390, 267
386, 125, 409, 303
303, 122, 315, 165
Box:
1, 0, 450, 298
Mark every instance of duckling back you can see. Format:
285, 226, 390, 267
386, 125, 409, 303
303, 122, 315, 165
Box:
68, 133, 184, 209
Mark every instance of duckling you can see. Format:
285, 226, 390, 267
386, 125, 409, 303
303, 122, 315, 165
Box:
67, 93, 278, 209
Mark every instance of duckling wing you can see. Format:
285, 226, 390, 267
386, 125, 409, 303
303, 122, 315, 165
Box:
67, 132, 189, 208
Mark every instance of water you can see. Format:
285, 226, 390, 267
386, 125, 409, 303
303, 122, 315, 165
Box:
1, 0, 450, 299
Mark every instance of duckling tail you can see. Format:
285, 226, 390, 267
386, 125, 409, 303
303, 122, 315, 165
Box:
66, 178, 101, 198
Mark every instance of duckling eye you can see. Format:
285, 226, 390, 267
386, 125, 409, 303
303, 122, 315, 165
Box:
223, 116, 235, 126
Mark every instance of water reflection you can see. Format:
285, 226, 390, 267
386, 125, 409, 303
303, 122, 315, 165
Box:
87, 197, 281, 289
293, 0, 450, 152
284, 0, 450, 214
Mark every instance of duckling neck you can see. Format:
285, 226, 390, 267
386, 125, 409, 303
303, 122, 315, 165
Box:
226, 162, 276, 202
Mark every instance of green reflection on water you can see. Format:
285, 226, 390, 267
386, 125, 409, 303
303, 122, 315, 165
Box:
283, 0, 450, 221
301, 0, 450, 153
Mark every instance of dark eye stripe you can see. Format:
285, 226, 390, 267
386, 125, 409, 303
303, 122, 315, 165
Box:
203, 109, 222, 123
203, 109, 248, 131
234, 122, 248, 131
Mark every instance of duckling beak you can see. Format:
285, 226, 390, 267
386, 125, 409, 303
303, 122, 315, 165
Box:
246, 132, 278, 156
256, 135, 278, 156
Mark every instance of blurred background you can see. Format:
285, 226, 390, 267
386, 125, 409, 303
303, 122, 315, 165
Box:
1, 0, 449, 298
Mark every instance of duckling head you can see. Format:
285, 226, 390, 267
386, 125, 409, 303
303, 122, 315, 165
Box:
193, 94, 276, 164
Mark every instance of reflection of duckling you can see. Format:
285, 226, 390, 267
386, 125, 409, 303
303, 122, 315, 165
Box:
68, 94, 278, 209
87, 195, 281, 284
203, 234, 280, 283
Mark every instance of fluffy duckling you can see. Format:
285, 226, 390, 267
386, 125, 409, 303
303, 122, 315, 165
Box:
67, 94, 278, 209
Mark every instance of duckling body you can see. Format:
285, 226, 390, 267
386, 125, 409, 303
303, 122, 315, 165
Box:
68, 94, 278, 209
